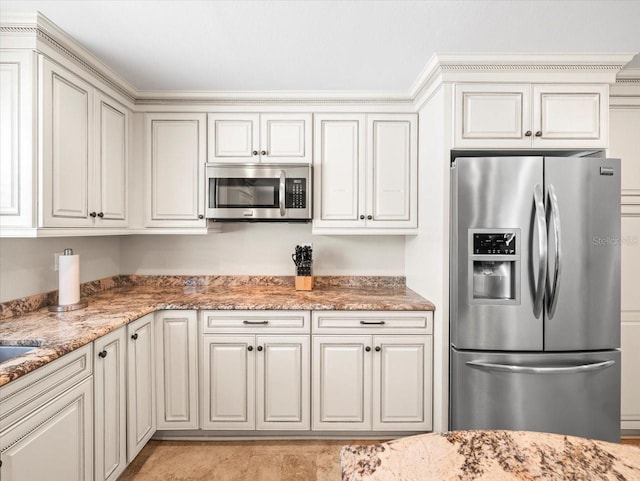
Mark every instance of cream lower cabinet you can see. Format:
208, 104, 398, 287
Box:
0, 345, 93, 481
94, 326, 127, 481
312, 311, 433, 432
155, 310, 198, 430
127, 313, 156, 462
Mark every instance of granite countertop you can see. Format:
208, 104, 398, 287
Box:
341, 430, 640, 480
0, 275, 434, 387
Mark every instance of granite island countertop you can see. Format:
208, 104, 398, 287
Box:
0, 275, 434, 387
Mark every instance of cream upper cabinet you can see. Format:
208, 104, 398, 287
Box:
145, 113, 206, 228
609, 98, 640, 211
313, 113, 417, 234
454, 83, 608, 149
208, 113, 312, 164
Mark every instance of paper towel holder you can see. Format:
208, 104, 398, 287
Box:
48, 248, 88, 312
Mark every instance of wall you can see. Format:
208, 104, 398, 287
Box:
0, 236, 121, 302
120, 223, 405, 276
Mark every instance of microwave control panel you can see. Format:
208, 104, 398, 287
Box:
286, 179, 307, 208
473, 233, 517, 255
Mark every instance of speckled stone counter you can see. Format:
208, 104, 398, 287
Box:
340, 430, 640, 480
0, 275, 434, 387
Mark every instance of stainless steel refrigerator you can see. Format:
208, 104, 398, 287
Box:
449, 155, 621, 442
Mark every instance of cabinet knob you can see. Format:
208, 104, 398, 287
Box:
360, 215, 365, 220
365, 346, 371, 352
525, 130, 532, 137
375, 346, 381, 352
97, 212, 104, 218
260, 150, 267, 156
252, 150, 258, 156
535, 131, 542, 137
198, 215, 204, 219
257, 346, 263, 352
131, 333, 138, 340
367, 215, 373, 220
90, 212, 97, 218
98, 350, 107, 358
247, 346, 253, 351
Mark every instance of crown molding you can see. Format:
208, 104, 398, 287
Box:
1, 12, 637, 107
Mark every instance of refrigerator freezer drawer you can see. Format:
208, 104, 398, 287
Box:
450, 348, 620, 442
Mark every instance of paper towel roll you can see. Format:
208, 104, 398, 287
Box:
59, 253, 80, 305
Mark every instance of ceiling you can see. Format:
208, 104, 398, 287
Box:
1, 0, 639, 92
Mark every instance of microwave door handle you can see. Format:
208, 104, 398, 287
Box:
279, 170, 286, 217
533, 183, 547, 319
547, 184, 562, 319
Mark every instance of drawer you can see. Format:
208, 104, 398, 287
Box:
201, 310, 310, 333
0, 343, 93, 430
312, 311, 433, 334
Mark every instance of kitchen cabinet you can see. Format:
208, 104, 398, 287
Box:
0, 345, 93, 481
200, 310, 310, 430
454, 83, 608, 149
144, 113, 206, 228
94, 326, 127, 481
208, 113, 312, 164
155, 310, 198, 430
313, 113, 417, 234
127, 314, 156, 462
312, 311, 433, 432
609, 97, 640, 213
41, 58, 129, 228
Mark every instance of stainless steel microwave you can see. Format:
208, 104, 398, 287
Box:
206, 164, 312, 221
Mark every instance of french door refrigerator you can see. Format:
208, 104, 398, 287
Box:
450, 155, 621, 442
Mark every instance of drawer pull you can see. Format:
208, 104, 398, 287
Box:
243, 320, 269, 325
359, 320, 386, 325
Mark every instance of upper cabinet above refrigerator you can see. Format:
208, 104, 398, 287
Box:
454, 83, 608, 149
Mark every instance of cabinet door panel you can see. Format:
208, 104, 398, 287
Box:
0, 378, 93, 481
42, 59, 93, 227
532, 84, 607, 148
372, 335, 432, 431
208, 113, 259, 163
368, 114, 417, 227
260, 113, 312, 163
127, 314, 155, 462
156, 311, 198, 429
256, 335, 309, 430
95, 93, 127, 225
312, 335, 371, 430
313, 114, 366, 227
145, 113, 205, 227
610, 107, 640, 199
201, 335, 255, 429
94, 328, 126, 481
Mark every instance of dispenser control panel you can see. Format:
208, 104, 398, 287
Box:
473, 233, 517, 255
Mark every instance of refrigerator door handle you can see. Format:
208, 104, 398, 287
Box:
466, 359, 615, 374
533, 184, 547, 318
547, 184, 562, 319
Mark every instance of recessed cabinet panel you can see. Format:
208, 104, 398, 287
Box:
42, 60, 94, 227
312, 335, 371, 430
0, 63, 19, 216
260, 113, 312, 163
610, 107, 640, 198
96, 96, 127, 224
208, 114, 260, 162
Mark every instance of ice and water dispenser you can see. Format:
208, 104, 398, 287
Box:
469, 230, 520, 302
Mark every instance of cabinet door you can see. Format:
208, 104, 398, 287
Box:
201, 335, 255, 430
609, 104, 640, 208
371, 335, 432, 431
127, 314, 156, 462
260, 113, 312, 163
94, 92, 127, 226
532, 84, 608, 148
312, 335, 371, 431
313, 114, 366, 228
155, 311, 198, 430
94, 327, 127, 481
208, 113, 260, 163
145, 113, 206, 227
0, 378, 93, 481
367, 114, 417, 228
0, 51, 35, 229
454, 83, 531, 148
42, 58, 94, 227
256, 335, 309, 430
